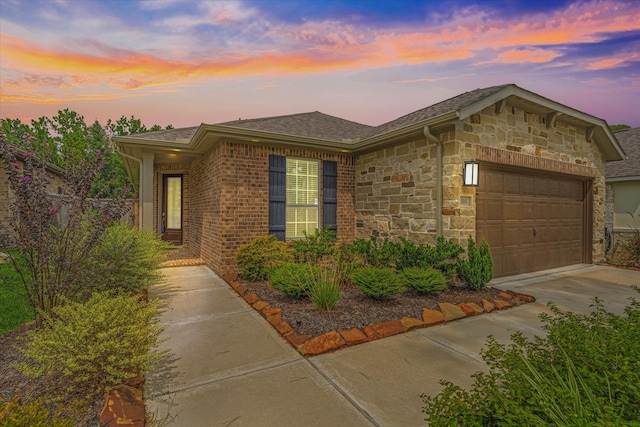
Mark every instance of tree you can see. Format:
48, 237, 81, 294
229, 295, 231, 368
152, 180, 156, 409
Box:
610, 124, 631, 132
1, 112, 173, 198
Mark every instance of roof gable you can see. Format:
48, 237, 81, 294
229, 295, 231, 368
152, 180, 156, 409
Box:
363, 85, 511, 139
606, 127, 640, 179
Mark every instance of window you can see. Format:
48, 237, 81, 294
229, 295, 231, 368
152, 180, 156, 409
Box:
269, 155, 337, 241
286, 159, 319, 238
612, 181, 640, 229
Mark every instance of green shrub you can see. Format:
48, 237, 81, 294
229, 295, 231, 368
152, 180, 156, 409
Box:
15, 292, 164, 399
235, 235, 291, 281
421, 289, 640, 426
291, 227, 336, 263
347, 236, 401, 269
347, 236, 463, 277
270, 262, 316, 298
76, 223, 170, 298
457, 236, 493, 290
306, 268, 341, 311
349, 267, 404, 299
402, 267, 448, 294
0, 398, 72, 427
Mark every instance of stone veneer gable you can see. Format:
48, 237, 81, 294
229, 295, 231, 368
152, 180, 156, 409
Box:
355, 103, 607, 261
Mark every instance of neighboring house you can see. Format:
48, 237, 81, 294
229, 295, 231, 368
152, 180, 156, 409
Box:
0, 153, 70, 240
114, 84, 624, 278
605, 127, 640, 258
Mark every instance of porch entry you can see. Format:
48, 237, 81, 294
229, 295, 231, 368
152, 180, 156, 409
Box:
162, 174, 183, 245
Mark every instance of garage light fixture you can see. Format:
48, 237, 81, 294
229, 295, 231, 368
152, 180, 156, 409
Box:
463, 160, 479, 187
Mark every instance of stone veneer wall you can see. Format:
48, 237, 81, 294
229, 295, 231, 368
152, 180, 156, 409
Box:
355, 103, 607, 262
154, 164, 190, 247
188, 141, 356, 275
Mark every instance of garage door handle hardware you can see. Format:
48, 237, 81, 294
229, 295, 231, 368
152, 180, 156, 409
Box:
533, 227, 537, 237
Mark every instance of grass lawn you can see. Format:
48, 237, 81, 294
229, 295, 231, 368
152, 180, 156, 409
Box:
0, 259, 35, 334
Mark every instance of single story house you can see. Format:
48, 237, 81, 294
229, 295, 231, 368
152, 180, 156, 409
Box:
605, 127, 639, 259
114, 84, 625, 278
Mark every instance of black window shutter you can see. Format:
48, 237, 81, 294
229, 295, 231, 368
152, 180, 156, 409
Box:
323, 160, 337, 236
269, 155, 286, 240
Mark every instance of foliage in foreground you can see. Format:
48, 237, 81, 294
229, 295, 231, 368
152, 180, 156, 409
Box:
422, 288, 640, 426
457, 236, 493, 290
0, 140, 131, 315
0, 398, 72, 427
15, 292, 164, 400
349, 267, 405, 299
235, 235, 291, 281
77, 223, 171, 298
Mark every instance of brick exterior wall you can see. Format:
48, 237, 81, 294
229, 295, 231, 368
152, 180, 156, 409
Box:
160, 141, 355, 275
355, 103, 607, 262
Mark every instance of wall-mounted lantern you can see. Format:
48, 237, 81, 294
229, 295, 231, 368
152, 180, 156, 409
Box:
463, 160, 479, 187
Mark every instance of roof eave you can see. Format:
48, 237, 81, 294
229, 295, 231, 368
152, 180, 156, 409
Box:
191, 124, 353, 153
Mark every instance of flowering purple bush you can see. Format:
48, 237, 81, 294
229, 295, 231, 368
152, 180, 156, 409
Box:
0, 135, 130, 315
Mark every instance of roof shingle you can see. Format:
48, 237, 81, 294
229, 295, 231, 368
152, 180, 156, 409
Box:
606, 127, 640, 178
217, 111, 373, 142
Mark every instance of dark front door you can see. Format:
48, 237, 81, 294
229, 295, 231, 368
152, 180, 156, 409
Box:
162, 174, 183, 245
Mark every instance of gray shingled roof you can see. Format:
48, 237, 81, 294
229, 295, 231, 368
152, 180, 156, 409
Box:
120, 126, 199, 142
217, 111, 373, 142
363, 84, 512, 139
606, 127, 640, 178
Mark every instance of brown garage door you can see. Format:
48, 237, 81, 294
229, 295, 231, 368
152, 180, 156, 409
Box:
476, 166, 588, 278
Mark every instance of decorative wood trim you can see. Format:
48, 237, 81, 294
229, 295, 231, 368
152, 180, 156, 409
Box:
476, 146, 597, 178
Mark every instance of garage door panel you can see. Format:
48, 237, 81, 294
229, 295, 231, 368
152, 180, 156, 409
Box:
477, 167, 586, 278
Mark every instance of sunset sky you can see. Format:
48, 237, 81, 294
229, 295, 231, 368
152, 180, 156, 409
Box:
1, 0, 639, 129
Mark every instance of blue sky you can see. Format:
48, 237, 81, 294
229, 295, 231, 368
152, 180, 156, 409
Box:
1, 0, 638, 128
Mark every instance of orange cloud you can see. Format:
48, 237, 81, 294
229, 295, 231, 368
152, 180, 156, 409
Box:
1, 0, 639, 107
587, 52, 640, 70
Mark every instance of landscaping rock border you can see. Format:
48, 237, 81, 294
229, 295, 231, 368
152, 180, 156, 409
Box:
222, 273, 536, 357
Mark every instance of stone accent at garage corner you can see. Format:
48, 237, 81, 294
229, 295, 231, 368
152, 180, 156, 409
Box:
222, 274, 537, 357
354, 102, 607, 261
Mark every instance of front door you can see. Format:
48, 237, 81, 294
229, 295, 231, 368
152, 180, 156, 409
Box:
162, 174, 183, 245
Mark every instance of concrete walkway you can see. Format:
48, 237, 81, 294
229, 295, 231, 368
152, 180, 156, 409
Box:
147, 264, 639, 426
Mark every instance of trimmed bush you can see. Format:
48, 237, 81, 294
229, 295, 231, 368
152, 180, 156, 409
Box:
76, 223, 171, 298
457, 236, 493, 290
422, 289, 640, 426
350, 267, 405, 299
291, 227, 336, 263
402, 267, 448, 294
235, 235, 291, 281
15, 292, 164, 399
270, 263, 316, 298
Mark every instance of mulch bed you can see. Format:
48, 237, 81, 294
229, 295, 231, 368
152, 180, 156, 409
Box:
0, 323, 103, 425
242, 280, 514, 338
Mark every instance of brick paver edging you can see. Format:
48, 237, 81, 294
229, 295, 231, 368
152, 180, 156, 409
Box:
222, 273, 536, 357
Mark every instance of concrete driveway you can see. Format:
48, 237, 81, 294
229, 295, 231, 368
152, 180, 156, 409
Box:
146, 264, 639, 426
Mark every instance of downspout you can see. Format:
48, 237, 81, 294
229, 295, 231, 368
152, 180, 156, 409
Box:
116, 148, 143, 228
423, 126, 442, 238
